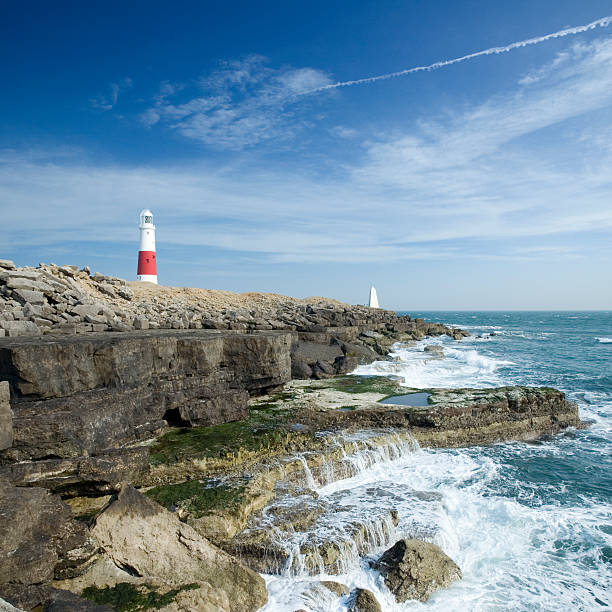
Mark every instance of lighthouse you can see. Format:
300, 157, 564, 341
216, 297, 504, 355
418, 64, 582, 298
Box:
137, 209, 157, 284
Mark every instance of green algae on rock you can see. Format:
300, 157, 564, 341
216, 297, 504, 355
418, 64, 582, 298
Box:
81, 582, 199, 612
313, 375, 403, 396
145, 478, 247, 518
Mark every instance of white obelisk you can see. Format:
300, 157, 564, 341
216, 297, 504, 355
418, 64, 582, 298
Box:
137, 209, 158, 284
368, 285, 379, 308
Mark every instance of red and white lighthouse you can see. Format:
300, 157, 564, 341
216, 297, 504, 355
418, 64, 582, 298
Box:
137, 209, 157, 284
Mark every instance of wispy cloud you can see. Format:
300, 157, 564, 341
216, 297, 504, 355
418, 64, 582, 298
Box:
140, 55, 331, 148
3, 38, 612, 267
330, 126, 359, 139
305, 14, 612, 93
91, 77, 133, 111
354, 37, 612, 222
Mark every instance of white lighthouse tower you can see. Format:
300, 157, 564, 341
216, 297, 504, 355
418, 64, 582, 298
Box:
137, 209, 158, 284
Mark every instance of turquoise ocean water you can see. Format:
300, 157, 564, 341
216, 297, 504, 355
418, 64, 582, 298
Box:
264, 311, 612, 611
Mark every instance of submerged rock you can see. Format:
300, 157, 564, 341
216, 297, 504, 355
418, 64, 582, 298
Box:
374, 538, 461, 602
321, 581, 349, 597
423, 344, 445, 358
348, 588, 382, 612
92, 484, 267, 612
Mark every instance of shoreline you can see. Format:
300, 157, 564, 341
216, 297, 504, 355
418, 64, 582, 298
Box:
0, 263, 587, 611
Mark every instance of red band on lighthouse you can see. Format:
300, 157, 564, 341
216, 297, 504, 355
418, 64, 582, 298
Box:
137, 251, 157, 275
137, 209, 158, 284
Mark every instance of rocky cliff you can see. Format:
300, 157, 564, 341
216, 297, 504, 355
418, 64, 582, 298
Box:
0, 329, 292, 495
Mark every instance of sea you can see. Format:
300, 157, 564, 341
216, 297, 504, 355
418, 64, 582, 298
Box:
262, 311, 612, 611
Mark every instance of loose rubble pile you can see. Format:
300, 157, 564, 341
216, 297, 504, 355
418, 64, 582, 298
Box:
0, 260, 136, 336
0, 259, 469, 341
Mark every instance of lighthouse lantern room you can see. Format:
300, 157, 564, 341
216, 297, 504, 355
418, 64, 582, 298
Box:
137, 209, 157, 284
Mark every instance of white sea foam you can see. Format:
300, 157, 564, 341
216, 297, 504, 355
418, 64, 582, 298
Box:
596, 337, 612, 343
261, 446, 612, 611
353, 338, 513, 389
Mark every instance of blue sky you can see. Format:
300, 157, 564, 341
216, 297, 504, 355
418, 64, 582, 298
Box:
1, 1, 612, 309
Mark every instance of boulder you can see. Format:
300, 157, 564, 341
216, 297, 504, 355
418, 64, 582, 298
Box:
0, 382, 12, 451
321, 581, 349, 596
291, 358, 313, 379
0, 260, 15, 270
157, 583, 231, 612
348, 588, 381, 612
12, 289, 45, 305
374, 539, 461, 602
0, 481, 96, 604
133, 317, 149, 330
41, 588, 114, 611
0, 321, 40, 337
1, 585, 111, 611
71, 304, 102, 319
92, 485, 268, 612
313, 359, 336, 378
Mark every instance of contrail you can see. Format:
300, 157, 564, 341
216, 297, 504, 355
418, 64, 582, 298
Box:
306, 15, 612, 94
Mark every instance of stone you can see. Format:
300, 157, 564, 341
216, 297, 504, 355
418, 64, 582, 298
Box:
116, 287, 133, 300
374, 539, 461, 603
157, 584, 231, 612
32, 317, 53, 328
348, 588, 381, 612
0, 320, 40, 336
84, 314, 107, 324
11, 289, 45, 305
7, 270, 41, 281
291, 359, 313, 379
313, 359, 336, 378
71, 304, 102, 318
321, 581, 349, 596
133, 317, 149, 330
0, 481, 95, 597
41, 588, 114, 611
424, 345, 445, 357
0, 260, 16, 270
0, 382, 12, 451
92, 485, 268, 612
22, 302, 43, 318
96, 283, 116, 298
